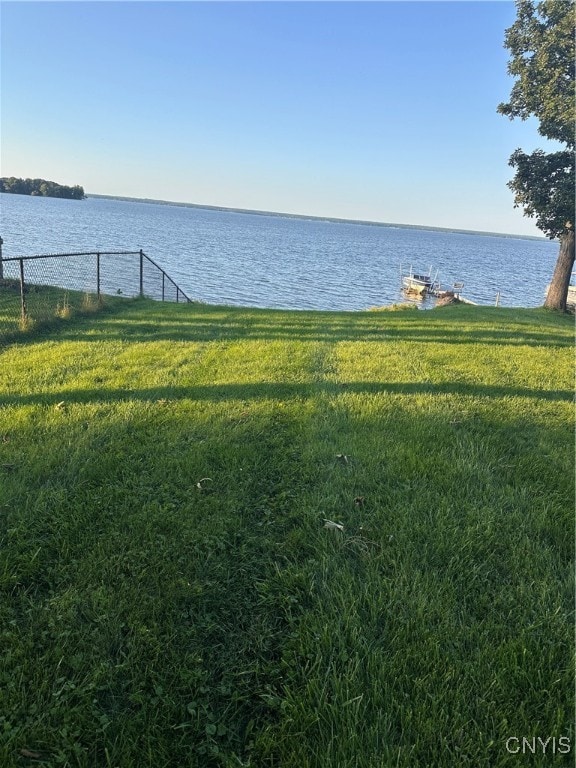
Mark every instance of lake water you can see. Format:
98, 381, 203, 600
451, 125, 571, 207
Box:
0, 193, 557, 310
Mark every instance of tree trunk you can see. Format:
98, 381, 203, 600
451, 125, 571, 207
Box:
543, 227, 575, 311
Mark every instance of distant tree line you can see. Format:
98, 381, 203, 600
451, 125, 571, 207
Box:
0, 177, 85, 200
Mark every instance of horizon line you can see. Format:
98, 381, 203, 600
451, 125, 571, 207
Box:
86, 192, 549, 242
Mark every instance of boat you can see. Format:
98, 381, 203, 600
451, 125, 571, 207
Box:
400, 264, 440, 295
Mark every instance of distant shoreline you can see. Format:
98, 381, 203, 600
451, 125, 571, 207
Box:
86, 193, 549, 242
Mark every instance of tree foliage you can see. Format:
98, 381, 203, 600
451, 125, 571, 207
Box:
498, 0, 575, 310
506, 148, 575, 238
0, 177, 85, 200
498, 0, 575, 239
498, 0, 575, 149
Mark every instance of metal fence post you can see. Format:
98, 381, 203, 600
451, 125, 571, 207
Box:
0, 236, 3, 280
96, 252, 101, 303
176, 286, 180, 303
139, 250, 144, 297
19, 258, 27, 323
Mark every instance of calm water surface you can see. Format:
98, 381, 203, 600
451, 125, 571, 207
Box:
0, 194, 557, 310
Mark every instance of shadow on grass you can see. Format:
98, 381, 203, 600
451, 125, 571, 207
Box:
3, 379, 573, 408
44, 301, 575, 348
1, 394, 573, 767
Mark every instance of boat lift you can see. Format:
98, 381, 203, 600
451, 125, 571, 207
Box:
400, 264, 441, 296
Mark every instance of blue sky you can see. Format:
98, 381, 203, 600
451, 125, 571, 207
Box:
0, 1, 559, 235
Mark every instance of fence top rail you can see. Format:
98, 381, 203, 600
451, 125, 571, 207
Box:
1, 250, 142, 262
1, 249, 194, 303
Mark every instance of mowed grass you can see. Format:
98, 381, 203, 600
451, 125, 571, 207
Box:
0, 283, 125, 343
0, 300, 573, 767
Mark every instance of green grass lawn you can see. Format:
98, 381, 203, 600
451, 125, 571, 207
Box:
0, 282, 126, 344
0, 300, 573, 767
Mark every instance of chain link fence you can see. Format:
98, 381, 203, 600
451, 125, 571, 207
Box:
0, 250, 192, 345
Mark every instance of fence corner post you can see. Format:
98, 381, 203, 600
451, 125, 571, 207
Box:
139, 249, 144, 297
96, 252, 102, 304
19, 258, 27, 323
